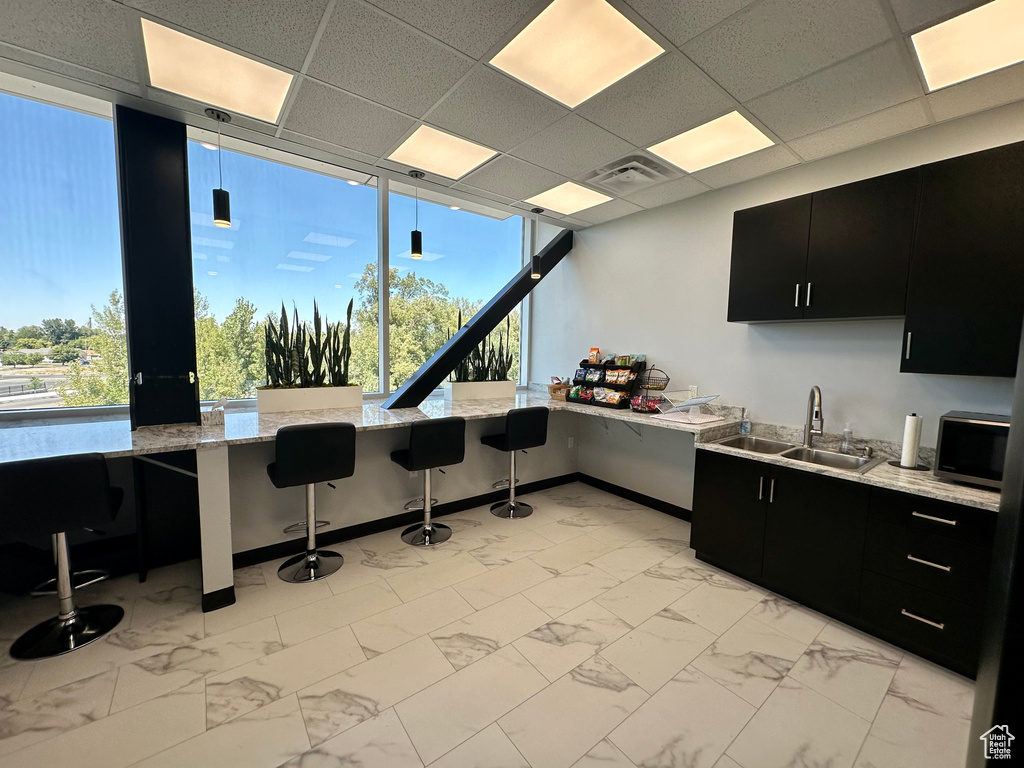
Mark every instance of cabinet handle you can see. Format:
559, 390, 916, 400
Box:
907, 554, 952, 572
806, 282, 812, 306
912, 511, 957, 526
769, 478, 776, 503
905, 332, 912, 360
901, 608, 945, 630
758, 476, 764, 501
794, 283, 801, 308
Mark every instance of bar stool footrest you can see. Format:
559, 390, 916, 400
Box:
30, 569, 110, 597
491, 478, 519, 490
403, 497, 438, 511
283, 520, 330, 535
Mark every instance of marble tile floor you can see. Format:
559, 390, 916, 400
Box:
0, 483, 975, 768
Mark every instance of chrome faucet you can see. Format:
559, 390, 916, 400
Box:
804, 386, 824, 448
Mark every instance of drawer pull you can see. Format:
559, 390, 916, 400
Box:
758, 476, 764, 501
907, 554, 952, 572
911, 511, 957, 526
769, 478, 776, 504
901, 608, 945, 630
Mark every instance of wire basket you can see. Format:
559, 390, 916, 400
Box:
638, 367, 669, 391
631, 393, 666, 413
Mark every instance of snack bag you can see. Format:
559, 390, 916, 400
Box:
588, 348, 600, 363
574, 368, 587, 382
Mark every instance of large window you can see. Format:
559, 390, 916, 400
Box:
0, 90, 127, 412
387, 183, 524, 393
186, 140, 379, 399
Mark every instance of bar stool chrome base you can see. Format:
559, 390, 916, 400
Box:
490, 500, 534, 519
401, 522, 452, 547
9, 604, 124, 660
278, 550, 344, 583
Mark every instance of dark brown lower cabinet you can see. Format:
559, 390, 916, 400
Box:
690, 451, 995, 677
762, 467, 869, 621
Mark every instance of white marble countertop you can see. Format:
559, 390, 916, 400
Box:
0, 391, 739, 464
697, 439, 1001, 513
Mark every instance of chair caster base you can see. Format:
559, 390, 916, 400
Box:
9, 604, 124, 660
401, 523, 452, 547
278, 550, 343, 583
490, 501, 534, 519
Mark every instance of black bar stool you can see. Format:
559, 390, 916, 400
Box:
1, 453, 125, 660
481, 407, 549, 519
267, 423, 355, 583
390, 417, 466, 547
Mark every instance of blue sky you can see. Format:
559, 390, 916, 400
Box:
1, 89, 523, 330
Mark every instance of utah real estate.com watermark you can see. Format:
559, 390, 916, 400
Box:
980, 725, 1014, 760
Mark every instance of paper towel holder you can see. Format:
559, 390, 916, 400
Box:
887, 459, 930, 471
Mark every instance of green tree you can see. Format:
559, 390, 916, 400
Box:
0, 327, 14, 351
15, 325, 43, 340
2, 352, 27, 367
57, 291, 130, 407
50, 343, 80, 364
42, 318, 80, 345
221, 297, 264, 396
24, 353, 43, 366
13, 337, 47, 349
27, 376, 43, 390
194, 292, 245, 401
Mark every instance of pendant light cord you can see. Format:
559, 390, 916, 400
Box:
415, 184, 419, 230
217, 123, 223, 188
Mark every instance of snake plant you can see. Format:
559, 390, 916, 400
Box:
263, 299, 355, 388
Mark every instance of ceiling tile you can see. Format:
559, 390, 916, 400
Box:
787, 99, 930, 161
624, 0, 757, 47
624, 176, 711, 208
459, 155, 565, 200
307, 0, 472, 117
0, 41, 139, 93
682, 0, 893, 102
428, 67, 567, 151
511, 115, 635, 177
279, 129, 379, 165
0, 0, 137, 81
887, 0, 988, 32
126, 0, 328, 70
745, 42, 922, 141
576, 53, 736, 146
284, 78, 416, 157
690, 145, 799, 188
572, 198, 643, 225
928, 61, 1024, 122
451, 183, 516, 206
363, 0, 537, 59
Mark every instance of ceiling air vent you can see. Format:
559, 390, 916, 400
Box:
581, 154, 681, 196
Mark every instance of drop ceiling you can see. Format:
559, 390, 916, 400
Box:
0, 0, 1016, 229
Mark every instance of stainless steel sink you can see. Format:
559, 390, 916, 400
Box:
717, 435, 797, 454
780, 446, 882, 473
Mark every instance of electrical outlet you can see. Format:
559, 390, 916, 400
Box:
568, 437, 575, 448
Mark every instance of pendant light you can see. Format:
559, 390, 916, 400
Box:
409, 170, 424, 259
205, 108, 231, 229
530, 208, 544, 279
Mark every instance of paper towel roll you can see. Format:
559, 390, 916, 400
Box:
901, 414, 922, 468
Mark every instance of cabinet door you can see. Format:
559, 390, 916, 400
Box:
805, 169, 919, 320
727, 195, 811, 323
762, 467, 869, 617
902, 142, 1024, 376
691, 451, 769, 582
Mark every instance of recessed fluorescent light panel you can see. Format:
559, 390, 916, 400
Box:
387, 125, 497, 179
490, 0, 663, 108
912, 0, 1024, 91
141, 19, 293, 123
647, 111, 774, 173
524, 181, 612, 215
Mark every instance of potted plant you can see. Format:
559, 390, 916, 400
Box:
256, 299, 363, 413
444, 314, 517, 401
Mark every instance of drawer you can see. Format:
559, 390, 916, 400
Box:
868, 489, 996, 547
860, 570, 983, 675
865, 517, 992, 606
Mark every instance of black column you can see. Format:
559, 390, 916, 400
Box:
114, 106, 199, 429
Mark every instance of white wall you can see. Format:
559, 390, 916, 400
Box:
531, 102, 1024, 448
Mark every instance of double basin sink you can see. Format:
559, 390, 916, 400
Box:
716, 435, 884, 474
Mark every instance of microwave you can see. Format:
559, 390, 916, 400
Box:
934, 411, 1011, 490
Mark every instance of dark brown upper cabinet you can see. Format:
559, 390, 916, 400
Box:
901, 142, 1024, 378
727, 195, 811, 323
804, 169, 919, 320
727, 171, 919, 323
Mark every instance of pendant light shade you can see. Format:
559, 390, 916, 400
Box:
213, 188, 231, 228
409, 170, 424, 260
206, 107, 232, 229
530, 208, 544, 279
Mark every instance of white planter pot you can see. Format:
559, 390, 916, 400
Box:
256, 385, 363, 413
443, 380, 517, 401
